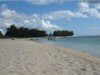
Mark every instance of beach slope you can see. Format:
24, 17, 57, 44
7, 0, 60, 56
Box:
0, 39, 100, 75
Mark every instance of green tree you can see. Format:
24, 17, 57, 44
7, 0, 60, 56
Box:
5, 24, 18, 37
5, 24, 47, 37
53, 30, 74, 36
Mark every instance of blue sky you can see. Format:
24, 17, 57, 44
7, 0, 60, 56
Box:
0, 0, 100, 36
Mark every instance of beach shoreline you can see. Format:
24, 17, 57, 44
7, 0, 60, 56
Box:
0, 39, 100, 75
30, 38, 100, 64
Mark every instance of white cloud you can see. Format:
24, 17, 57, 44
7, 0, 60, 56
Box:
0, 4, 62, 33
79, 2, 89, 12
0, 2, 100, 34
79, 2, 100, 18
1, 4, 17, 18
42, 2, 100, 20
95, 4, 100, 10
26, 0, 70, 5
41, 20, 61, 30
42, 10, 88, 20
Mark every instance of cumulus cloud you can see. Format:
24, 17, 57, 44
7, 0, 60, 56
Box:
79, 2, 100, 18
42, 2, 100, 20
0, 4, 62, 33
0, 1, 100, 33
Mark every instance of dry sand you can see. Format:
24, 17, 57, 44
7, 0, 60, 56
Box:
0, 39, 100, 75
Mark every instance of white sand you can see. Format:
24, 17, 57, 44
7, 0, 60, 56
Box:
0, 39, 100, 75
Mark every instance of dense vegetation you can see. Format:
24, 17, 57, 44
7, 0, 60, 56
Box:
5, 25, 47, 37
53, 30, 74, 36
4, 24, 74, 38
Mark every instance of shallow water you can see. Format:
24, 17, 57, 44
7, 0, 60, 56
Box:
36, 36, 100, 58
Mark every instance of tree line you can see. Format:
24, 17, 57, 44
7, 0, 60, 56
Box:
5, 25, 47, 37
0, 24, 74, 38
53, 30, 74, 36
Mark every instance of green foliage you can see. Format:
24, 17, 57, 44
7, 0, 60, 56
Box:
53, 30, 74, 36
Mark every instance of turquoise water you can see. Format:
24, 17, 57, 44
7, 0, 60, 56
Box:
37, 36, 100, 58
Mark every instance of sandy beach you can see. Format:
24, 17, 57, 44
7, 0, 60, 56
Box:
0, 39, 100, 75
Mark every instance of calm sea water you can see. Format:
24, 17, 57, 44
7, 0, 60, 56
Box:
37, 36, 100, 58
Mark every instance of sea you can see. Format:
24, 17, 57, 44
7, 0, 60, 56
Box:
36, 36, 100, 58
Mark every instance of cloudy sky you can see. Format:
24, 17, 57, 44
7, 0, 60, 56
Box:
0, 0, 100, 36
